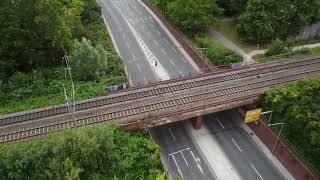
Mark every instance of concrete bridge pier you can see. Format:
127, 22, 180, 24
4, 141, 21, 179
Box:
191, 115, 203, 130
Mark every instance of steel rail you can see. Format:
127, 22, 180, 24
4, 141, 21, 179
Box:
1, 66, 319, 143
1, 57, 320, 126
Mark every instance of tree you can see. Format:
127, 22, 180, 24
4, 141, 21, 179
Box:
0, 124, 165, 179
69, 38, 109, 81
237, 0, 278, 43
263, 77, 320, 171
166, 0, 221, 36
217, 0, 247, 16
237, 0, 320, 42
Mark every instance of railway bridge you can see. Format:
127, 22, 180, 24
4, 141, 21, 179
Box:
1, 57, 320, 143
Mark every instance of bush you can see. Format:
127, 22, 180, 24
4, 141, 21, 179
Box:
70, 38, 109, 81
265, 39, 293, 57
0, 124, 165, 179
194, 36, 243, 66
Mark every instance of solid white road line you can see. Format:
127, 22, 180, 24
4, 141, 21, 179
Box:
180, 152, 189, 167
144, 77, 147, 84
179, 71, 184, 77
250, 163, 264, 180
169, 127, 176, 141
231, 138, 243, 152
169, 148, 191, 156
171, 155, 184, 178
216, 118, 225, 129
137, 64, 142, 72
190, 150, 204, 175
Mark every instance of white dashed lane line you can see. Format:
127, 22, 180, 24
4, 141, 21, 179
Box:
136, 64, 142, 72
231, 138, 243, 152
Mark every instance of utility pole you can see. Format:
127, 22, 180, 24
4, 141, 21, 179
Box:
62, 55, 76, 128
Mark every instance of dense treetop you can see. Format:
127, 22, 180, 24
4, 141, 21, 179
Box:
0, 0, 125, 82
237, 0, 320, 42
0, 0, 126, 114
262, 77, 320, 172
0, 124, 165, 179
151, 0, 221, 36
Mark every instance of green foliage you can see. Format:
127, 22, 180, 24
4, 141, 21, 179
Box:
0, 0, 127, 114
237, 0, 320, 42
0, 69, 126, 115
217, 0, 247, 16
265, 39, 293, 57
262, 77, 320, 171
194, 36, 242, 66
237, 0, 277, 43
0, 124, 165, 179
0, 0, 125, 80
152, 0, 221, 36
70, 38, 116, 81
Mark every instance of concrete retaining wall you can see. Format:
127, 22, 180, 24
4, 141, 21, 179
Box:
293, 22, 320, 40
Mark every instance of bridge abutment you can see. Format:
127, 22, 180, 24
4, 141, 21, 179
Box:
191, 115, 203, 130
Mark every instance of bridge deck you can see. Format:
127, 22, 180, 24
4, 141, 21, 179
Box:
1, 57, 320, 143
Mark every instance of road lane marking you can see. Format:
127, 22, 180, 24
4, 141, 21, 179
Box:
179, 71, 184, 77
169, 128, 176, 141
131, 52, 135, 59
216, 118, 225, 129
161, 48, 167, 55
169, 58, 175, 66
153, 40, 159, 47
171, 155, 183, 178
250, 163, 264, 180
180, 152, 189, 167
137, 64, 142, 72
169, 148, 191, 156
190, 150, 204, 175
144, 77, 147, 84
126, 42, 131, 49
111, 12, 119, 25
231, 138, 242, 152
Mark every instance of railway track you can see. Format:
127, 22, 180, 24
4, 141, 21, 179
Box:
1, 57, 320, 126
1, 63, 319, 143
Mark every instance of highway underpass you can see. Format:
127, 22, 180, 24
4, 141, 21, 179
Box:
0, 1, 316, 179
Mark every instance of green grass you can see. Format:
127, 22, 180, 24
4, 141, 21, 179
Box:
254, 47, 320, 63
213, 20, 270, 52
193, 35, 243, 66
0, 76, 127, 115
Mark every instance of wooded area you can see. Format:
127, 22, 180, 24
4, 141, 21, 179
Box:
0, 124, 165, 179
0, 0, 126, 114
262, 77, 320, 172
237, 0, 320, 42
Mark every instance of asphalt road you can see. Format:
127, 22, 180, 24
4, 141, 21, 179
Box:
100, 1, 286, 179
100, 0, 196, 84
150, 122, 217, 180
204, 109, 285, 180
